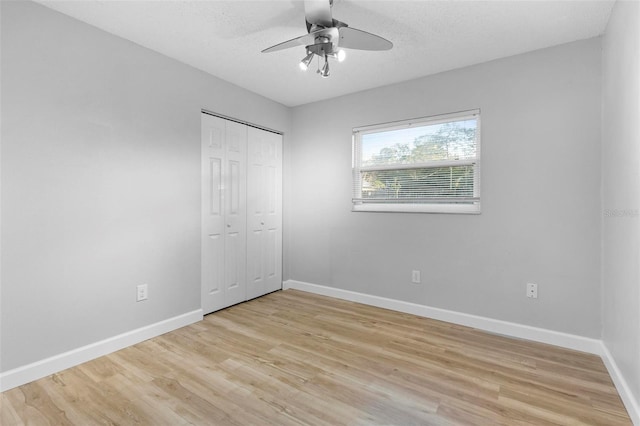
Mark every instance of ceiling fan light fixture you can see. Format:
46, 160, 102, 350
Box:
299, 51, 314, 71
321, 56, 330, 78
337, 49, 346, 62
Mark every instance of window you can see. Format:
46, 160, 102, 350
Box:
352, 109, 480, 213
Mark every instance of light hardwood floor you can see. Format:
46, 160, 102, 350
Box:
1, 289, 632, 425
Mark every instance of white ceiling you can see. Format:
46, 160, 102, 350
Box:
36, 0, 615, 107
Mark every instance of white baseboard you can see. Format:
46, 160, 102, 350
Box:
284, 280, 640, 424
600, 345, 640, 425
0, 309, 203, 392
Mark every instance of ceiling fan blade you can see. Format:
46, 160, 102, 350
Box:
262, 27, 337, 53
304, 0, 333, 28
338, 27, 393, 51
262, 33, 315, 53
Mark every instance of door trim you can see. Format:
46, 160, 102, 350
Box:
201, 110, 283, 136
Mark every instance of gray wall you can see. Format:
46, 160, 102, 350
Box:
602, 0, 640, 406
0, 1, 291, 371
289, 38, 602, 338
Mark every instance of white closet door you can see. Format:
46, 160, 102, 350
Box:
223, 120, 247, 307
201, 114, 247, 314
246, 127, 283, 299
201, 114, 226, 314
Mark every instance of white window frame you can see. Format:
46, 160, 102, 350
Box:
352, 109, 481, 214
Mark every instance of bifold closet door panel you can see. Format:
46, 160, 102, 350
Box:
201, 114, 247, 314
201, 114, 226, 314
223, 120, 248, 307
246, 126, 283, 300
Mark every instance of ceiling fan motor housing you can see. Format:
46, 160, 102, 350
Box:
306, 27, 340, 57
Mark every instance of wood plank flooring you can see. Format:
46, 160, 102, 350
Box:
1, 289, 632, 425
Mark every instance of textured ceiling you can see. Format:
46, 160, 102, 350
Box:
36, 0, 615, 107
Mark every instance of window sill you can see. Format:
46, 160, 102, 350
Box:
352, 203, 481, 214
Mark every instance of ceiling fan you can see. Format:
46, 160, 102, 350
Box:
262, 0, 393, 78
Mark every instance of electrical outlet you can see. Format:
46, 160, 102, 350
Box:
526, 283, 538, 299
137, 284, 148, 302
412, 270, 421, 284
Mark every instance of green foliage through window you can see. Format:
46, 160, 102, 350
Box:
361, 165, 474, 202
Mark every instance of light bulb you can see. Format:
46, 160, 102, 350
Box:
337, 49, 346, 62
299, 52, 314, 71
321, 58, 330, 78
